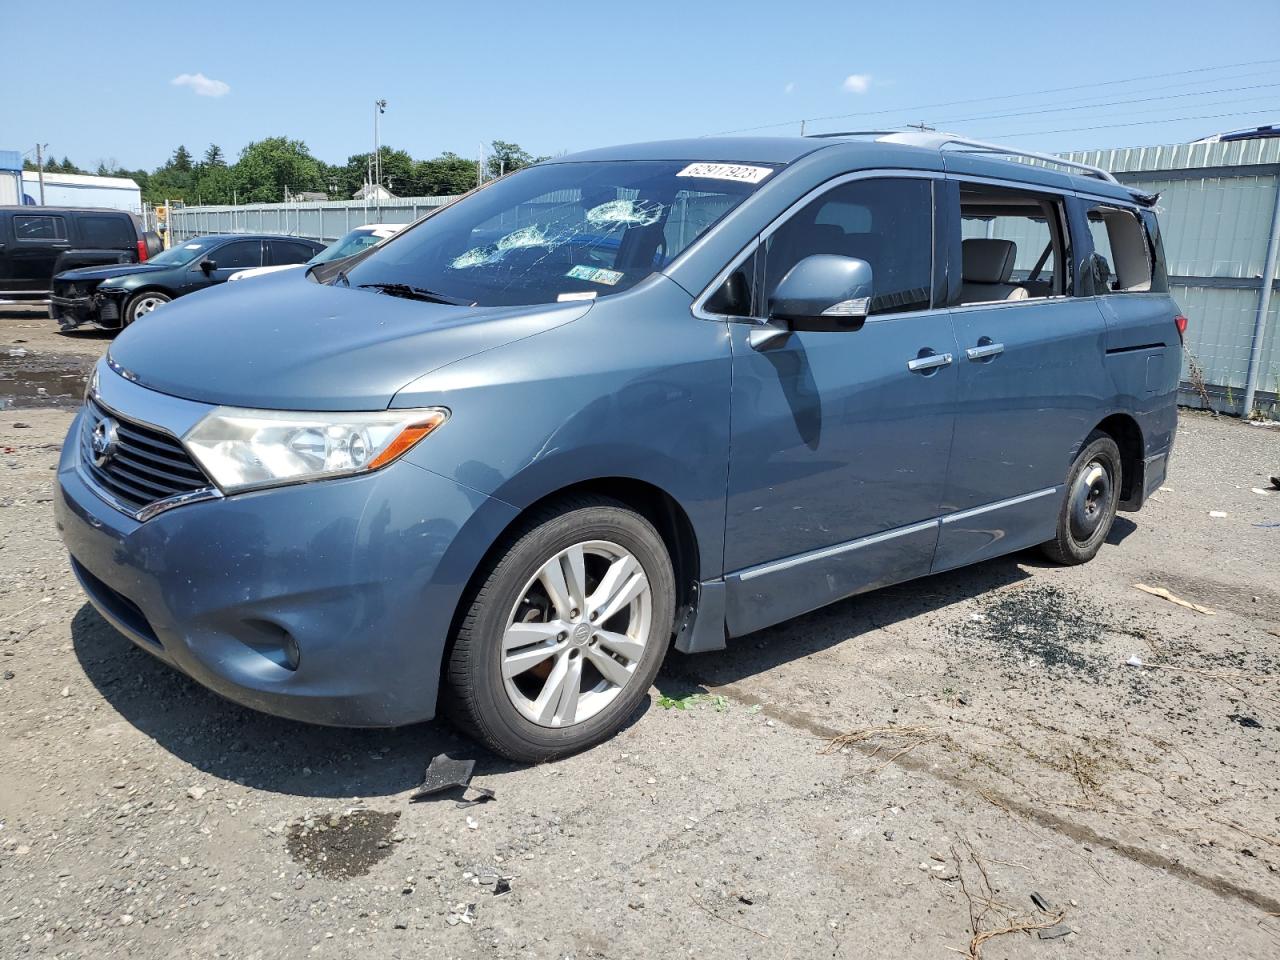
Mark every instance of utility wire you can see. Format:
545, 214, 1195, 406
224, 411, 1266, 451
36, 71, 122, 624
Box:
708, 57, 1280, 136
927, 81, 1280, 126
981, 108, 1280, 140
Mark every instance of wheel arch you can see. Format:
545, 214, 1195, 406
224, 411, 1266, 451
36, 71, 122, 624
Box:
440, 476, 703, 687
1090, 412, 1145, 509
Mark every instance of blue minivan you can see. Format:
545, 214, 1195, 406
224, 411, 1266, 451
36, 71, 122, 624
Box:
54, 132, 1183, 760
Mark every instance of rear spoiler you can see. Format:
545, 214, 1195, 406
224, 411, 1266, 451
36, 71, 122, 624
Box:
1126, 187, 1160, 208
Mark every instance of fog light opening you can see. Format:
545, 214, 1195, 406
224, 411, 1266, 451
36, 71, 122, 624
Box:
242, 620, 301, 672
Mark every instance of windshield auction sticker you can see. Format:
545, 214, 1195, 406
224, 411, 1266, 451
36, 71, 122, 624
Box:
676, 162, 774, 184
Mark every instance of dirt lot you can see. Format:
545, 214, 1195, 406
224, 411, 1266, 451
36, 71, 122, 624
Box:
3, 302, 1280, 959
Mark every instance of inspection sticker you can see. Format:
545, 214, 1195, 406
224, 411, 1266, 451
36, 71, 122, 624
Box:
566, 265, 624, 285
676, 162, 773, 184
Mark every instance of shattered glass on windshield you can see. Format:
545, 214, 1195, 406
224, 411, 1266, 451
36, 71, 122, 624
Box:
342, 160, 775, 307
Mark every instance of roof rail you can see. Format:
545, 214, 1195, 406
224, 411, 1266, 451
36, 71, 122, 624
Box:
806, 129, 1120, 184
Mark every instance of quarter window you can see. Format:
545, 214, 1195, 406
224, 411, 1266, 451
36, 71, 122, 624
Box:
1085, 206, 1152, 294
764, 178, 933, 316
703, 248, 758, 317
14, 215, 66, 241
78, 215, 134, 249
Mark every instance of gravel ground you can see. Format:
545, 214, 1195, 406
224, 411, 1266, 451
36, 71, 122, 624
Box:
2, 303, 1280, 958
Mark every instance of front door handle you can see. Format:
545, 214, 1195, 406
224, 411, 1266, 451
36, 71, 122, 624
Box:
907, 352, 953, 372
966, 341, 1005, 360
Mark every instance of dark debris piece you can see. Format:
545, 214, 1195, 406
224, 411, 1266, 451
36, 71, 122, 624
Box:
1030, 891, 1061, 913
493, 877, 512, 897
410, 753, 475, 802
1038, 924, 1074, 940
1229, 713, 1263, 730
455, 785, 497, 809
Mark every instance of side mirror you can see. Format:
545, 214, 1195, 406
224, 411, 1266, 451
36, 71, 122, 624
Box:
769, 255, 873, 332
199, 258, 217, 275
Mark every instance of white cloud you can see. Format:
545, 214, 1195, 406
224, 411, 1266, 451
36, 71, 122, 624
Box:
784, 81, 796, 95
842, 73, 872, 94
171, 72, 230, 98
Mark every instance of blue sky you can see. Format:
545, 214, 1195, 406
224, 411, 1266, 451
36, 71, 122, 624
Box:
5, 0, 1279, 171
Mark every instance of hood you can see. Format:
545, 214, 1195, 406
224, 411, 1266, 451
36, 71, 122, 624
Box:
106, 273, 591, 411
56, 263, 171, 283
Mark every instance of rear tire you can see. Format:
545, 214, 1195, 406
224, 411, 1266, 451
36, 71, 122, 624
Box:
124, 291, 171, 326
1040, 430, 1122, 565
443, 496, 675, 762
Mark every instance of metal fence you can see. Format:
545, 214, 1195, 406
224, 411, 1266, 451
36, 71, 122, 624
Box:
166, 195, 457, 245
1063, 138, 1280, 417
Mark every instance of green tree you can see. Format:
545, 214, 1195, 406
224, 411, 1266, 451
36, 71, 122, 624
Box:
171, 145, 194, 172
487, 140, 537, 179
203, 144, 226, 167
195, 164, 235, 204
231, 136, 324, 203
334, 146, 415, 197
415, 152, 479, 196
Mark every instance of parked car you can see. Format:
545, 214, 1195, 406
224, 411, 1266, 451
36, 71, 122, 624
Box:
55, 133, 1183, 761
229, 224, 408, 281
0, 206, 158, 300
49, 233, 324, 330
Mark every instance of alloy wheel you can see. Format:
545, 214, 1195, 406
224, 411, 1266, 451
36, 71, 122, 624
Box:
501, 540, 652, 728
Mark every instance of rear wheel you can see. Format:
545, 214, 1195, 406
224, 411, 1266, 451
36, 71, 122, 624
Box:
443, 497, 675, 761
124, 291, 171, 326
1040, 430, 1122, 565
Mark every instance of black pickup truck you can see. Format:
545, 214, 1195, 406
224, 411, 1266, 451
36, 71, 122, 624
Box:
0, 207, 159, 299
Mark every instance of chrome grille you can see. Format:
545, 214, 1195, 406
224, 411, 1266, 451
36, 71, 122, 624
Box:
80, 401, 213, 514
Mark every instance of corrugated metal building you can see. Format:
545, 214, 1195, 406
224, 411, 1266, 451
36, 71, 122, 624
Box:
1062, 137, 1280, 417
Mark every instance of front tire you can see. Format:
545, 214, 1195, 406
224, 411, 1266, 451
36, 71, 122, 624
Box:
443, 497, 675, 762
123, 291, 171, 326
1041, 430, 1122, 565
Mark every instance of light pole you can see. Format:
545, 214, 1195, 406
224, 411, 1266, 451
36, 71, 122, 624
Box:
34, 143, 48, 204
373, 99, 388, 198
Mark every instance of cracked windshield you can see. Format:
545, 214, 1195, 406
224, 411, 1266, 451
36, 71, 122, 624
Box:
339, 160, 776, 306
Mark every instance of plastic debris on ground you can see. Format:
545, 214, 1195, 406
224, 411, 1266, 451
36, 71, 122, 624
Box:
410, 753, 496, 807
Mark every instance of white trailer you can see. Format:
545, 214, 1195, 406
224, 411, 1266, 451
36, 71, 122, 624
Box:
20, 171, 142, 212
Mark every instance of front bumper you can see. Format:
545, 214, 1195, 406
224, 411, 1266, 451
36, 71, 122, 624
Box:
54, 374, 518, 726
50, 290, 122, 330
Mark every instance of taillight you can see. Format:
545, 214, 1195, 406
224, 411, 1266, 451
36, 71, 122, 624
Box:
136, 239, 148, 263
1174, 314, 1188, 343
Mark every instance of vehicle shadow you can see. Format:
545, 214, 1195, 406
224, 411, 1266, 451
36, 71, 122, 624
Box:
69, 603, 604, 797
657, 552, 1034, 695
72, 549, 1049, 787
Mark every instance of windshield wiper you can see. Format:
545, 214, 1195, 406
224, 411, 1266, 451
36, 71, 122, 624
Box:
357, 282, 471, 305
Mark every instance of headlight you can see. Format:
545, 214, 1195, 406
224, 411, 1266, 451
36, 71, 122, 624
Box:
184, 407, 449, 493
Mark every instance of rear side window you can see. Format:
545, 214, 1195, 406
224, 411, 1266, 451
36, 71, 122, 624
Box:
14, 215, 67, 241
956, 185, 1068, 303
268, 240, 318, 265
77, 214, 134, 249
211, 240, 262, 270
1085, 206, 1152, 294
764, 178, 933, 316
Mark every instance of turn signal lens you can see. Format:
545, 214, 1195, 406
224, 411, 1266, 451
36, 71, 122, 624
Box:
1174, 314, 1188, 343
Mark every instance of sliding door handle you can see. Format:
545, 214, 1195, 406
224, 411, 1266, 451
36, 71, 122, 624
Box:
966, 341, 1005, 360
907, 352, 953, 372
